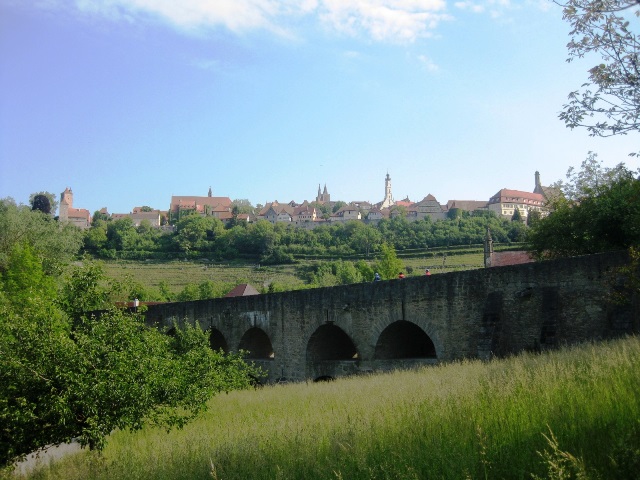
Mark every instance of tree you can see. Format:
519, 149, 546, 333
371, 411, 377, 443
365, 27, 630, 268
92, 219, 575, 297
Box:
511, 207, 524, 222
557, 0, 640, 137
92, 210, 110, 224
231, 199, 254, 215
30, 194, 51, 215
350, 223, 381, 257
527, 159, 640, 258
139, 206, 154, 212
84, 219, 109, 254
106, 217, 138, 251
550, 151, 635, 201
373, 243, 404, 280
0, 212, 263, 466
0, 199, 83, 275
332, 201, 347, 213
0, 254, 262, 465
29, 191, 58, 215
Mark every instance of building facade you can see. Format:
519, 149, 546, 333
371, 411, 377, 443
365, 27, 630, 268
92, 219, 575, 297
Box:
58, 187, 91, 229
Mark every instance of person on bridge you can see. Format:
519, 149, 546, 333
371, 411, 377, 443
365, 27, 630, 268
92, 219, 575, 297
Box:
373, 272, 381, 282
425, 269, 431, 276
398, 272, 405, 279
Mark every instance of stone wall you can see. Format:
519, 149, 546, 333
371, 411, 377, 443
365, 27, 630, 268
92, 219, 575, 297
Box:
143, 251, 638, 382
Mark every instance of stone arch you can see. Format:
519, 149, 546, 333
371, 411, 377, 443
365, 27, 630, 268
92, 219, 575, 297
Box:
239, 327, 274, 360
209, 328, 229, 353
306, 324, 358, 361
374, 320, 437, 359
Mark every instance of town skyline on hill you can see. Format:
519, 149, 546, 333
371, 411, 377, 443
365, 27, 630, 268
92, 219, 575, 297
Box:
2, 1, 637, 216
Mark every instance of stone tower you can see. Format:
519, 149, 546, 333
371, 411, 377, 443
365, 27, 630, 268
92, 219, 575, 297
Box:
533, 171, 543, 194
208, 186, 212, 197
380, 172, 394, 209
59, 187, 73, 222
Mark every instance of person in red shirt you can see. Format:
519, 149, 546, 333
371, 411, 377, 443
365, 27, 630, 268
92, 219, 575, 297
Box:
398, 272, 405, 279
425, 269, 431, 276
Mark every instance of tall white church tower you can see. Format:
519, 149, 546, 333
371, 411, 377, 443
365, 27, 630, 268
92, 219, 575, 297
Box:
380, 172, 394, 209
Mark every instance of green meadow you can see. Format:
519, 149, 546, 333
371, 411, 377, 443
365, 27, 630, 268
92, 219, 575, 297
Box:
19, 336, 640, 480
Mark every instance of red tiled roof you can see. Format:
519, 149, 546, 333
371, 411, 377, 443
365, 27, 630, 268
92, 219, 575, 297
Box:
490, 251, 533, 267
489, 189, 544, 204
224, 284, 260, 297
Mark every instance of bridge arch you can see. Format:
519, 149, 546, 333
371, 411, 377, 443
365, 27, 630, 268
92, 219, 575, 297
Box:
374, 320, 437, 360
209, 328, 229, 353
239, 327, 274, 360
306, 323, 359, 381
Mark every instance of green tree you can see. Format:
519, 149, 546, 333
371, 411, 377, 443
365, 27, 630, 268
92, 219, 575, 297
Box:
373, 243, 404, 280
106, 217, 137, 251
0, 199, 83, 275
84, 219, 108, 254
527, 160, 640, 258
0, 215, 262, 466
355, 259, 375, 282
30, 194, 52, 215
29, 191, 58, 215
176, 283, 201, 301
1, 243, 56, 311
511, 207, 524, 222
350, 223, 381, 257
557, 0, 640, 137
332, 201, 347, 213
0, 254, 261, 465
92, 210, 110, 224
551, 151, 634, 201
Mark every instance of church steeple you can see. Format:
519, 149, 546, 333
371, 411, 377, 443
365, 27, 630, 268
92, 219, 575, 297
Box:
533, 171, 543, 194
380, 172, 394, 209
316, 183, 330, 203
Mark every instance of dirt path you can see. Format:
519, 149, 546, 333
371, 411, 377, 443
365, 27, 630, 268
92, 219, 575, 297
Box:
13, 441, 84, 477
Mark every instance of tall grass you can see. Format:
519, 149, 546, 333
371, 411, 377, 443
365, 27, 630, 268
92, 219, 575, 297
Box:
21, 337, 640, 480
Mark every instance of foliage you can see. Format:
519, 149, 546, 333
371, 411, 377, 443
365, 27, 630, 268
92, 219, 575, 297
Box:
528, 158, 640, 258
81, 201, 525, 266
511, 207, 523, 222
557, 0, 640, 137
29, 191, 58, 216
308, 260, 365, 286
373, 243, 404, 279
0, 225, 261, 467
0, 198, 83, 275
551, 151, 636, 201
30, 194, 52, 215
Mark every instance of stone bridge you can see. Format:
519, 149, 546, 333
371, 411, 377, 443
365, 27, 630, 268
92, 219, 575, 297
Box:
143, 252, 638, 383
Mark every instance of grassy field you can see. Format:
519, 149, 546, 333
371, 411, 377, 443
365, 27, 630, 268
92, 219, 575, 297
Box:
18, 336, 640, 480
101, 248, 487, 297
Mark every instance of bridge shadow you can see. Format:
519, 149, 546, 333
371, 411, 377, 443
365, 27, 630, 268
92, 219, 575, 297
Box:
306, 323, 359, 380
375, 320, 436, 359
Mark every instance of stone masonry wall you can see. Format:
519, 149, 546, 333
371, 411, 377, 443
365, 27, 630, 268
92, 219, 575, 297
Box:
143, 251, 638, 382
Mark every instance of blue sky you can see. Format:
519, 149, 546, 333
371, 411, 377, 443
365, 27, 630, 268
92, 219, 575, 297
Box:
1, 0, 638, 215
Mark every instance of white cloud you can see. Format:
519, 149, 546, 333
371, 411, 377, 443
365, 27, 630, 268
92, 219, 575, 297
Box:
74, 0, 285, 32
318, 0, 450, 42
454, 2, 485, 13
64, 0, 451, 42
417, 53, 439, 72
